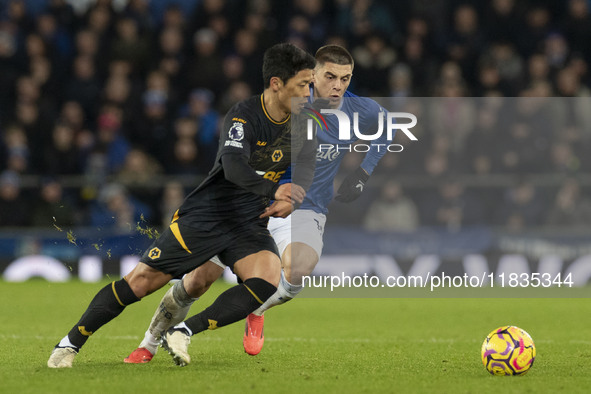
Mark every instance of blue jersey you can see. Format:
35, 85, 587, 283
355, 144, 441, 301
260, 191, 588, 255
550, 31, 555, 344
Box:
285, 89, 390, 214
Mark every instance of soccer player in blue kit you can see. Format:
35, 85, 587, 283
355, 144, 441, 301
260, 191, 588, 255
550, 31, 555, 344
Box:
125, 45, 392, 364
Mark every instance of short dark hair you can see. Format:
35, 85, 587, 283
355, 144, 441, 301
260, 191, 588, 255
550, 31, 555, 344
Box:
262, 43, 316, 88
315, 45, 354, 68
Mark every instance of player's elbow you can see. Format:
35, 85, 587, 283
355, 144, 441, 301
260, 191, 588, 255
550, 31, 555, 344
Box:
221, 155, 242, 184
223, 167, 241, 185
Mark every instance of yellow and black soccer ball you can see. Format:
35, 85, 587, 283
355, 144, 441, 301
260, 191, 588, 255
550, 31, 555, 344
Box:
481, 326, 536, 376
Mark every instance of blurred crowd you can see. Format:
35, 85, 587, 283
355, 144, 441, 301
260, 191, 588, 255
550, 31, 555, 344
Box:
1, 0, 591, 232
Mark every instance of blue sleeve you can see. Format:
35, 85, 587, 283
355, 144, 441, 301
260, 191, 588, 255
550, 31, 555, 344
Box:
360, 102, 392, 175
279, 166, 292, 185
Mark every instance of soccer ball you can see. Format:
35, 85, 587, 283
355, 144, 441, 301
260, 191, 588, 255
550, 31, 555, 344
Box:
481, 326, 536, 376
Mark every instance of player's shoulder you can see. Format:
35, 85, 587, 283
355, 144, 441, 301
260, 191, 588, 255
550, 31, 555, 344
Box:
226, 95, 262, 124
343, 90, 382, 113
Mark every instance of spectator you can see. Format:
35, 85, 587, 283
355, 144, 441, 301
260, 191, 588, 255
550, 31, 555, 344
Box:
233, 28, 264, 91
398, 33, 438, 96
89, 104, 130, 174
43, 121, 82, 175
0, 170, 30, 227
545, 177, 591, 227
154, 26, 185, 84
421, 178, 483, 230
64, 55, 101, 117
90, 182, 151, 230
115, 148, 163, 215
109, 16, 150, 76
524, 53, 551, 89
480, 41, 524, 94
159, 180, 185, 228
166, 137, 206, 175
31, 176, 77, 227
388, 63, 412, 97
335, 0, 398, 44
60, 100, 85, 130
180, 88, 220, 163
445, 4, 484, 85
549, 141, 582, 173
518, 6, 551, 57
288, 0, 330, 50
496, 180, 545, 230
123, 0, 153, 32
186, 28, 223, 95
217, 80, 252, 114
129, 89, 171, 162
561, 0, 591, 61
352, 33, 396, 95
116, 148, 162, 187
2, 124, 29, 174
484, 0, 521, 44
363, 181, 419, 232
544, 32, 570, 72
36, 11, 72, 62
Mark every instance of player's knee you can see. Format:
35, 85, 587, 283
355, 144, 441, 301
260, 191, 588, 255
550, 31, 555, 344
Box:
284, 243, 319, 283
126, 263, 171, 298
257, 265, 281, 287
183, 264, 222, 297
184, 273, 211, 297
234, 251, 281, 286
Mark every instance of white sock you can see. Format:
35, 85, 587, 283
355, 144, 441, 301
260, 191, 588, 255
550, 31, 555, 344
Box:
138, 281, 197, 354
252, 270, 302, 316
58, 335, 76, 349
139, 330, 160, 355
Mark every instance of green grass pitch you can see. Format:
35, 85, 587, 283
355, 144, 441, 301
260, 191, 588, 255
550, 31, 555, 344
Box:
1, 279, 590, 393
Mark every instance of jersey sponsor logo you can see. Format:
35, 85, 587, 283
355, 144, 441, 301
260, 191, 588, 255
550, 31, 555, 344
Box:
316, 145, 340, 161
228, 122, 245, 141
272, 149, 283, 162
256, 170, 285, 183
148, 247, 161, 259
232, 117, 247, 124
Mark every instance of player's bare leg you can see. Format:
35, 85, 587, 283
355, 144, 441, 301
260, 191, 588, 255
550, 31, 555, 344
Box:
162, 251, 280, 366
243, 242, 319, 355
125, 261, 224, 363
48, 263, 172, 368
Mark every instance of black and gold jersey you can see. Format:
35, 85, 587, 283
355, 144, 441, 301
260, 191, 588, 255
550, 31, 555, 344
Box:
175, 94, 316, 231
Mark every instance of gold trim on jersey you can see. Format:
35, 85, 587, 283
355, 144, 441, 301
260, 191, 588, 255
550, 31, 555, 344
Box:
170, 222, 192, 254
171, 209, 179, 223
260, 94, 290, 125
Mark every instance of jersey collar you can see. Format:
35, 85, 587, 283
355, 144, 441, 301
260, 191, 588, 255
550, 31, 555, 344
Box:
260, 94, 290, 125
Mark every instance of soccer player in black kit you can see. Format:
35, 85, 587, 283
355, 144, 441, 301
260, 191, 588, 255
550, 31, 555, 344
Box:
48, 43, 317, 368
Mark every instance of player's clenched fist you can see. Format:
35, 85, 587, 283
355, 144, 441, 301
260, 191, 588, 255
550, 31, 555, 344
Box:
274, 183, 305, 204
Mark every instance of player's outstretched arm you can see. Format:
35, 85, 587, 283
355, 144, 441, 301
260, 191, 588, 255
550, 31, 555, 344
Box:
221, 153, 280, 198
